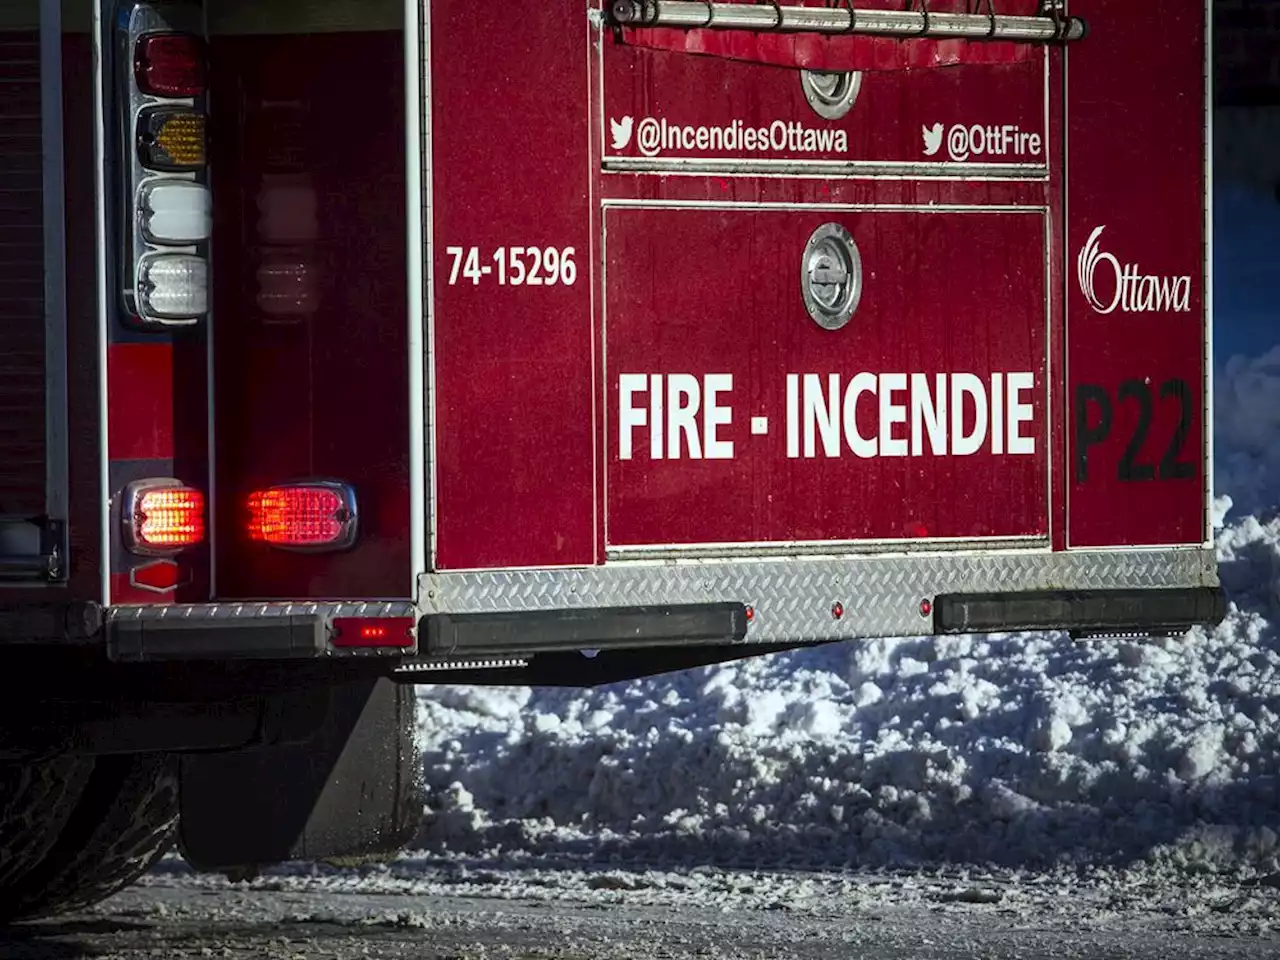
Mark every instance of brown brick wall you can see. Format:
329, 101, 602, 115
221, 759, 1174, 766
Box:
1216, 0, 1280, 104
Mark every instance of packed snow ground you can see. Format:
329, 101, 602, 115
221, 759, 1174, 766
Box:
410, 347, 1280, 880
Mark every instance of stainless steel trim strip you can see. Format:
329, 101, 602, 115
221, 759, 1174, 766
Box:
606, 1, 1087, 43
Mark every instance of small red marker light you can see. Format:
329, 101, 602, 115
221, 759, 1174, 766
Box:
331, 617, 414, 649
135, 33, 206, 98
920, 598, 933, 618
832, 602, 844, 620
745, 605, 755, 622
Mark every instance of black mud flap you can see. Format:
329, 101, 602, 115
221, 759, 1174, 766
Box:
176, 677, 423, 872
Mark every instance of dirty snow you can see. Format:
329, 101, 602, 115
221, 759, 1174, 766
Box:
410, 346, 1280, 881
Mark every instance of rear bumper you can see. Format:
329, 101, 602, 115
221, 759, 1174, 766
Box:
0, 546, 1224, 664
104, 601, 419, 663
418, 544, 1222, 644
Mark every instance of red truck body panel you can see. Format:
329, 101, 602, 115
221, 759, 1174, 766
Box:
423, 0, 1208, 572
428, 0, 599, 571
1064, 1, 1208, 548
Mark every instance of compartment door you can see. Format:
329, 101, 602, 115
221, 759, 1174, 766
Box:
1065, 0, 1209, 548
603, 205, 1051, 554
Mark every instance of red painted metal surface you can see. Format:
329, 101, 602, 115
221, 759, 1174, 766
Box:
604, 207, 1048, 547
107, 344, 174, 462
602, 42, 1045, 169
1064, 0, 1207, 547
430, 0, 596, 570
208, 31, 412, 599
426, 0, 1198, 567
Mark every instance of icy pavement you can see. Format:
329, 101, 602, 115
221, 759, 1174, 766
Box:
405, 346, 1280, 883
18, 857, 1261, 958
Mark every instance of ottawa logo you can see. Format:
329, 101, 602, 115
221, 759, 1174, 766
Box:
1076, 226, 1192, 315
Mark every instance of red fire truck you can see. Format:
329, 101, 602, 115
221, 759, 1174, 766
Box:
0, 0, 1219, 920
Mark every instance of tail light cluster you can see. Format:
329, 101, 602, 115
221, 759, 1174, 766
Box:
122, 478, 359, 558
112, 6, 361, 573
117, 3, 209, 328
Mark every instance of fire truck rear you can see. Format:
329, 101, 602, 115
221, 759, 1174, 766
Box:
0, 0, 1219, 919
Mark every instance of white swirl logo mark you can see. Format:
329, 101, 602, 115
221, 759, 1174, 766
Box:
1076, 226, 1192, 316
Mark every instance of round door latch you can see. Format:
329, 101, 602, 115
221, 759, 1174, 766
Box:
801, 223, 862, 331
799, 70, 862, 120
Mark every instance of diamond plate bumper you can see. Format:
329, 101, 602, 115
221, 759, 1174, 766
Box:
419, 547, 1219, 643
106, 601, 419, 662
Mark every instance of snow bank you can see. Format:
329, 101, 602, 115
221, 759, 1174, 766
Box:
412, 350, 1280, 878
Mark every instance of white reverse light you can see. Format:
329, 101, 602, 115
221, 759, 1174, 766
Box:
136, 253, 208, 323
140, 179, 211, 245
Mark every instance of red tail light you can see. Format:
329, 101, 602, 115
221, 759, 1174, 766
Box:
134, 33, 206, 97
124, 479, 206, 555
247, 482, 358, 551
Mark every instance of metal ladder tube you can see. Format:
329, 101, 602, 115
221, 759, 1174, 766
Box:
606, 1, 1087, 43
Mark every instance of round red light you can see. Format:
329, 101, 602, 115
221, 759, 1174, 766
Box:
832, 602, 844, 620
745, 605, 755, 622
920, 598, 933, 617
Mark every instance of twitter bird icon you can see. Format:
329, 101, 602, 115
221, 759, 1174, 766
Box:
610, 116, 634, 151
922, 123, 944, 157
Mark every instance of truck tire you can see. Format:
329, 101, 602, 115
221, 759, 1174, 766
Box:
0, 752, 179, 922
0, 754, 95, 895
